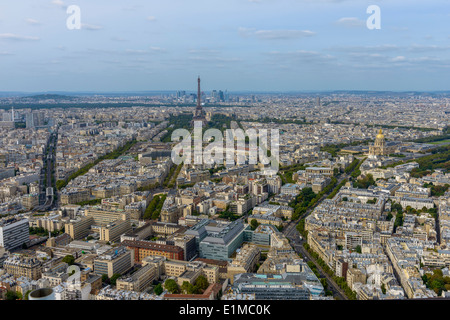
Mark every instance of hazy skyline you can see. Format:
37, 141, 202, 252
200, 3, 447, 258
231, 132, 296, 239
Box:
0, 0, 449, 92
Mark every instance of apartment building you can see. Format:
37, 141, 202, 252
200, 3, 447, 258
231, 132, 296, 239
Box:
116, 264, 156, 292
3, 255, 42, 280
122, 240, 184, 262
0, 217, 29, 251
93, 246, 134, 278
65, 216, 94, 240
227, 244, 261, 283
99, 219, 132, 243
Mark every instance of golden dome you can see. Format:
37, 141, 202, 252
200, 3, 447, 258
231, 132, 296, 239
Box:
376, 129, 384, 139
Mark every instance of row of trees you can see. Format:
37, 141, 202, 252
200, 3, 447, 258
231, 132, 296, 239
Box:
350, 158, 366, 179
411, 126, 450, 144
391, 202, 404, 232
303, 243, 357, 300
290, 187, 317, 221
327, 179, 348, 200
345, 159, 360, 174
56, 139, 137, 190
165, 164, 183, 189
143, 194, 167, 220
382, 144, 450, 175
29, 226, 64, 238
161, 113, 193, 142
306, 261, 333, 296
75, 198, 102, 206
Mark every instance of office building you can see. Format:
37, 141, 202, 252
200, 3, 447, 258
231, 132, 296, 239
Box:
116, 264, 157, 292
65, 216, 94, 240
93, 246, 134, 278
0, 217, 29, 251
185, 219, 248, 262
122, 240, 185, 262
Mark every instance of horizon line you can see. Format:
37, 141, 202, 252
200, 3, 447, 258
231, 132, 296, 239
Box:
1, 89, 450, 96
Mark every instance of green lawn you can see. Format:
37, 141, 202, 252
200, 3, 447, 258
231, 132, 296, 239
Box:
429, 139, 450, 145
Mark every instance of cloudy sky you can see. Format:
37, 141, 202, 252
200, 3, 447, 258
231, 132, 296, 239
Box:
0, 0, 449, 92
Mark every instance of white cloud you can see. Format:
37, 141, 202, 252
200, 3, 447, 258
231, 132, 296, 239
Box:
0, 33, 40, 41
150, 47, 166, 53
335, 17, 365, 28
26, 18, 41, 26
51, 0, 66, 9
391, 56, 406, 62
125, 49, 147, 54
81, 24, 103, 31
239, 27, 316, 40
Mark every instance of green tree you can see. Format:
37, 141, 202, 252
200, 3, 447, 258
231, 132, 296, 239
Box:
250, 219, 259, 231
164, 279, 180, 294
5, 291, 19, 300
181, 281, 197, 294
110, 273, 121, 286
62, 255, 75, 266
101, 274, 110, 284
154, 283, 163, 295
24, 290, 32, 300
195, 275, 209, 292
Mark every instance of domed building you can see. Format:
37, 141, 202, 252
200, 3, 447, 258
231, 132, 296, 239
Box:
369, 129, 386, 157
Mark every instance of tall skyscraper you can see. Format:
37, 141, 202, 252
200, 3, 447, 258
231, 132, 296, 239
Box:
191, 76, 207, 126
26, 113, 35, 129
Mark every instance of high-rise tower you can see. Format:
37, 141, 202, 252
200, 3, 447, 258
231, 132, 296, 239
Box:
191, 76, 207, 126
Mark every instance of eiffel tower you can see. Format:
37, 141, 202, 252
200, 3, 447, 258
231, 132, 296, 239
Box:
191, 76, 207, 127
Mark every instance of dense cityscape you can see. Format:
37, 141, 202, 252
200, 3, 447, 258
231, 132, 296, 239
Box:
0, 85, 449, 301
1, 1, 450, 314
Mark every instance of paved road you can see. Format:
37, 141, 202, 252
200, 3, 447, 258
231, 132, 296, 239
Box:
33, 130, 58, 212
281, 173, 350, 300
